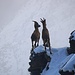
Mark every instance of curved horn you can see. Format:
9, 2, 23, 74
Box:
40, 18, 43, 22
43, 18, 46, 20
40, 18, 42, 20
32, 20, 36, 22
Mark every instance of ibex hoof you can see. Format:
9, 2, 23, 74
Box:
50, 52, 52, 54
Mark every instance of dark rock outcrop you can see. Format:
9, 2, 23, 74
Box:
67, 40, 75, 54
59, 70, 75, 75
67, 30, 75, 54
28, 51, 51, 75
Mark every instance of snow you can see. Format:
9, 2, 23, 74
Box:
33, 46, 75, 75
60, 54, 75, 72
41, 47, 75, 75
0, 0, 75, 75
41, 47, 68, 75
34, 45, 45, 53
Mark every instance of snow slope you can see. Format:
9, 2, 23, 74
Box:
41, 47, 73, 75
60, 54, 75, 71
0, 0, 75, 75
32, 46, 75, 75
0, 0, 28, 32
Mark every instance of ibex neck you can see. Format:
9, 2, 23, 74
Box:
43, 24, 46, 29
35, 28, 39, 30
42, 22, 46, 27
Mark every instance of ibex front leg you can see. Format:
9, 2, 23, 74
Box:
48, 41, 52, 54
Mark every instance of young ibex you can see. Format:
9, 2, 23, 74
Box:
40, 18, 52, 54
31, 21, 40, 51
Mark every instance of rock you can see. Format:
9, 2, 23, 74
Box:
59, 70, 74, 75
28, 51, 51, 75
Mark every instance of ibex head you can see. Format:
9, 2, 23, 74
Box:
40, 18, 46, 26
33, 21, 40, 28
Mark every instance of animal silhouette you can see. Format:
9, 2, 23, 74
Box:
31, 21, 40, 51
40, 18, 52, 54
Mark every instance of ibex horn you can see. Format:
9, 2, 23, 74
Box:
43, 18, 46, 20
32, 20, 36, 22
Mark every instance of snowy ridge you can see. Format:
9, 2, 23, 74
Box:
61, 54, 75, 72
29, 45, 75, 75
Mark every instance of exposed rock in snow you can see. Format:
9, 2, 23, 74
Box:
28, 46, 51, 75
69, 30, 75, 41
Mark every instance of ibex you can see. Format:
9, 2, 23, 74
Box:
31, 21, 40, 51
40, 18, 52, 54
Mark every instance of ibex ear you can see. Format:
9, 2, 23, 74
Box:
40, 18, 43, 22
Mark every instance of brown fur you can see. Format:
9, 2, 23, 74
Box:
31, 21, 40, 50
40, 18, 52, 54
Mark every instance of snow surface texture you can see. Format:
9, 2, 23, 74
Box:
60, 54, 75, 72
34, 46, 75, 75
0, 0, 75, 75
41, 47, 75, 75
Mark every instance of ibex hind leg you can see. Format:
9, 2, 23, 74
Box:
48, 42, 52, 54
31, 44, 35, 53
49, 47, 52, 54
44, 43, 47, 53
31, 41, 33, 52
31, 41, 35, 53
34, 41, 36, 47
37, 41, 39, 47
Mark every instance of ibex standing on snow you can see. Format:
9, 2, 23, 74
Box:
40, 18, 52, 54
31, 21, 40, 51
